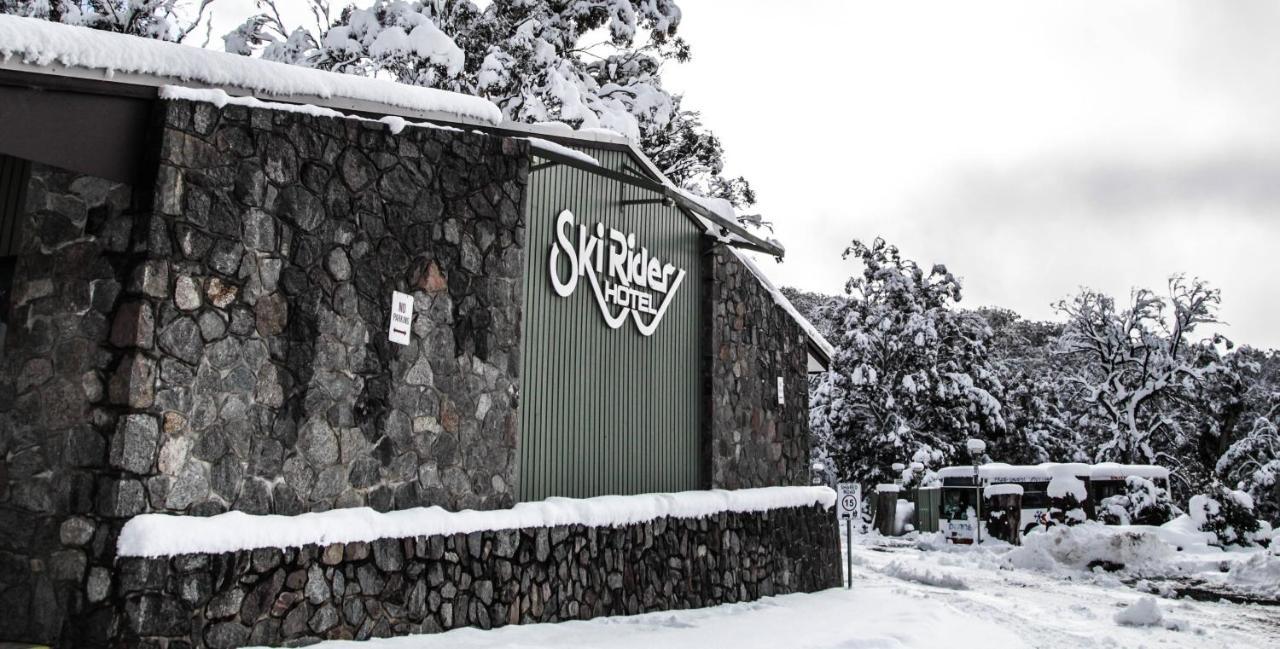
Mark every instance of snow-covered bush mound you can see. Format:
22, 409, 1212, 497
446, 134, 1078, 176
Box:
1113, 596, 1189, 630
1189, 486, 1268, 547
1224, 552, 1280, 600
1113, 596, 1164, 626
1006, 523, 1174, 573
879, 560, 969, 590
1099, 476, 1178, 526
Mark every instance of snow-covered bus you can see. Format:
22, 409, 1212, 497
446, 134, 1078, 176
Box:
1089, 463, 1172, 502
936, 464, 1053, 543
933, 462, 1169, 543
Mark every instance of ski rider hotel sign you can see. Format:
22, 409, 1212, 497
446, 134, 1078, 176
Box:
547, 209, 687, 336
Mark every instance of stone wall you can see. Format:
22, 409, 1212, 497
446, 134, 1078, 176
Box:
128, 99, 530, 521
707, 245, 813, 489
0, 162, 144, 644
114, 505, 840, 647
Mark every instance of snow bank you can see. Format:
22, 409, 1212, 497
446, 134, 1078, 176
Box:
880, 560, 969, 590
1224, 552, 1280, 600
0, 15, 502, 125
1005, 523, 1174, 573
118, 486, 835, 558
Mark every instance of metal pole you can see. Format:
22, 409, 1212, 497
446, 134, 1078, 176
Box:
845, 517, 852, 589
974, 465, 982, 545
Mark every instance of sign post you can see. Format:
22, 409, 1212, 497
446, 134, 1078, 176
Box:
836, 483, 860, 589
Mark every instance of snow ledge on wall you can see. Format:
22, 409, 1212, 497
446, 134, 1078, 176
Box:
118, 486, 836, 558
0, 14, 503, 125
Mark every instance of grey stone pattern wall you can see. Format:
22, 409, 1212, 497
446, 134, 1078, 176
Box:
707, 245, 813, 489
0, 164, 144, 644
129, 99, 529, 524
115, 505, 840, 647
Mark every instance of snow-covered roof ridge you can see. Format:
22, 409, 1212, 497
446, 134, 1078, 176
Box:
0, 14, 502, 126
117, 486, 836, 558
725, 247, 834, 362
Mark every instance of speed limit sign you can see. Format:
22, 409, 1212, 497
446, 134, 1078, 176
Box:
837, 483, 860, 520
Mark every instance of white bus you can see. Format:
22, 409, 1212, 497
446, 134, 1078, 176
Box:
933, 462, 1171, 542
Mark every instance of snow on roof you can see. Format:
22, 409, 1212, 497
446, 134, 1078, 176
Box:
938, 462, 1172, 483
725, 247, 834, 362
1090, 463, 1170, 480
983, 483, 1024, 498
117, 486, 836, 557
936, 464, 1052, 482
1039, 462, 1093, 478
0, 14, 502, 125
527, 137, 601, 166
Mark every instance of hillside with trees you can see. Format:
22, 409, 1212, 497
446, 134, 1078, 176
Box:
790, 239, 1280, 521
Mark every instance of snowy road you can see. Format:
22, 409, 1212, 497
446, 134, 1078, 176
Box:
257, 535, 1280, 649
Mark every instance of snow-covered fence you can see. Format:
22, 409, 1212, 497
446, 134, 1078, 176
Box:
110, 487, 841, 647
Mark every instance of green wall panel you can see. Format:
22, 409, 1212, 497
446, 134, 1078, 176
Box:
519, 148, 704, 501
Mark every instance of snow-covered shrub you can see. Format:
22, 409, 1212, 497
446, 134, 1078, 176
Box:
1098, 476, 1177, 526
1189, 485, 1266, 547
1047, 474, 1088, 526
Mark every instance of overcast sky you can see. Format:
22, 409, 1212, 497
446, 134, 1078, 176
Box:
660, 0, 1280, 349
200, 0, 1280, 348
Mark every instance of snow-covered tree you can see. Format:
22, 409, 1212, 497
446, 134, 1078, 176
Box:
977, 308, 1081, 464
1216, 406, 1280, 521
1053, 277, 1226, 467
0, 0, 212, 41
1189, 485, 1269, 547
810, 238, 1006, 485
224, 0, 756, 209
1098, 476, 1178, 526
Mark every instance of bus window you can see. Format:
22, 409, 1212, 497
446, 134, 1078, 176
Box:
1021, 491, 1049, 510
941, 488, 975, 520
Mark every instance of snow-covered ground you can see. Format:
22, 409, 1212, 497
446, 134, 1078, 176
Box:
253, 524, 1280, 649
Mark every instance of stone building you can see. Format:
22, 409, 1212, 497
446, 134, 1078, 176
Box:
0, 16, 837, 648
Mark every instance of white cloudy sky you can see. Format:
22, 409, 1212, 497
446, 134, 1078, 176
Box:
199, 0, 1280, 347
660, 0, 1280, 348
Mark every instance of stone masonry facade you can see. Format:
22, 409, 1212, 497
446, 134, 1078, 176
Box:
0, 95, 834, 647
0, 162, 145, 644
0, 99, 531, 646
115, 505, 840, 648
707, 245, 814, 489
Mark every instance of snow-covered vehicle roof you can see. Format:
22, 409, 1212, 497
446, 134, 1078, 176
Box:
1038, 462, 1094, 478
936, 463, 1052, 482
1089, 463, 1170, 481
983, 483, 1024, 497
936, 462, 1171, 485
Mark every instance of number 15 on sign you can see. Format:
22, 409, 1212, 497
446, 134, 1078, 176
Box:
837, 483, 860, 589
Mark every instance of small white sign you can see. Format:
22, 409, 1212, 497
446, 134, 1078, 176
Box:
837, 483, 861, 521
388, 291, 414, 346
777, 376, 785, 406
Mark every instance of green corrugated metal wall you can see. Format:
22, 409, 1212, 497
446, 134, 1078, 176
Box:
518, 148, 704, 501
